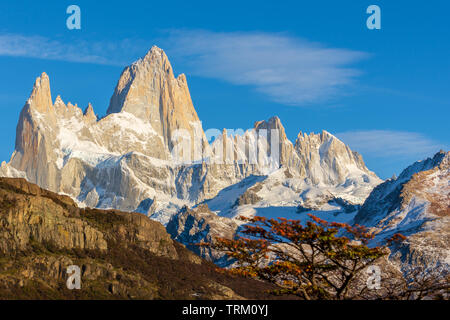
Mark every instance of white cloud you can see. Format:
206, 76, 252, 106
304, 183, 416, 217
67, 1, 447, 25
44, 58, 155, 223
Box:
163, 30, 367, 106
0, 31, 367, 106
335, 130, 447, 158
0, 33, 146, 66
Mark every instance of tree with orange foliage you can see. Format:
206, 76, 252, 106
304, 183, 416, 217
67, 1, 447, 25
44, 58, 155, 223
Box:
203, 214, 390, 300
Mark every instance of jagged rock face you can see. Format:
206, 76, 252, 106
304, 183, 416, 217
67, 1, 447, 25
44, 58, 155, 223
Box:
355, 151, 449, 226
295, 130, 375, 185
107, 46, 208, 158
83, 103, 97, 124
254, 116, 302, 171
355, 151, 450, 271
0, 46, 380, 225
0, 177, 282, 299
0, 48, 210, 220
11, 73, 58, 190
209, 116, 300, 172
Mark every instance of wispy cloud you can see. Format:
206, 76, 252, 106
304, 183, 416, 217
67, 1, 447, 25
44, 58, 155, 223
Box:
0, 33, 147, 66
0, 31, 367, 106
163, 30, 368, 106
335, 130, 447, 159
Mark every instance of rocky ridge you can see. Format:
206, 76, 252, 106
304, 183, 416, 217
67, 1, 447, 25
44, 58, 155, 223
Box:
355, 151, 450, 271
0, 177, 285, 299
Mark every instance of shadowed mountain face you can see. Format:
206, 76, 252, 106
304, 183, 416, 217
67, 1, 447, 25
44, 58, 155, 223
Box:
0, 177, 288, 300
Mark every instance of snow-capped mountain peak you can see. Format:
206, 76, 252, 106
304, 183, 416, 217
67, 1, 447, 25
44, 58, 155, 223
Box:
1, 46, 381, 225
354, 150, 449, 270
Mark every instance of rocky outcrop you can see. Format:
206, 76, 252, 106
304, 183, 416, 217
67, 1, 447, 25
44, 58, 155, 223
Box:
0, 177, 282, 300
0, 177, 176, 257
234, 183, 263, 206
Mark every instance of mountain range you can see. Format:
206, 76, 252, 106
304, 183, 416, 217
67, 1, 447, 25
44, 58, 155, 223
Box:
0, 46, 448, 274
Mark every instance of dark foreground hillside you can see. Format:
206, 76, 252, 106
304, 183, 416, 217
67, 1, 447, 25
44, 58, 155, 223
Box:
0, 178, 285, 300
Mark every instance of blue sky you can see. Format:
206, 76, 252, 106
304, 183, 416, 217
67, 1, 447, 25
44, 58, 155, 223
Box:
0, 0, 448, 179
